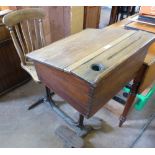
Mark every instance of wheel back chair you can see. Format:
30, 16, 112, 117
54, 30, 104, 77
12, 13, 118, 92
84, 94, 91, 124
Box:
2, 8, 55, 110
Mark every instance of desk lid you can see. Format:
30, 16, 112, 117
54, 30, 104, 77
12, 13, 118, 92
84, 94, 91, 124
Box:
27, 27, 155, 85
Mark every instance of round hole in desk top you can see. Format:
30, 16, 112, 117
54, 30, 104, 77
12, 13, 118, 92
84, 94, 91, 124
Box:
91, 64, 105, 71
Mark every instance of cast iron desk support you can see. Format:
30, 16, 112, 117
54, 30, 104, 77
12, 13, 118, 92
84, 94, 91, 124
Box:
41, 86, 101, 137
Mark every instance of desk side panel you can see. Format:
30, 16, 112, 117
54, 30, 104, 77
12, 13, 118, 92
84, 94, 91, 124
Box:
34, 62, 93, 117
88, 47, 147, 117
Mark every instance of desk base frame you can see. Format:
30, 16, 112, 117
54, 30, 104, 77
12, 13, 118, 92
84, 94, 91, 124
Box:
29, 86, 102, 138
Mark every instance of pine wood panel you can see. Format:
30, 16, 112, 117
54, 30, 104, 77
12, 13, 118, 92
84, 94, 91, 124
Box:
71, 6, 84, 34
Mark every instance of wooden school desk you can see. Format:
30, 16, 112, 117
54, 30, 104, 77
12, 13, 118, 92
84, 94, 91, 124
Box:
27, 27, 154, 135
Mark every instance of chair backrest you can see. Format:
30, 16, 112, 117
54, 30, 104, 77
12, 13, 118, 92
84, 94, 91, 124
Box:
2, 8, 46, 65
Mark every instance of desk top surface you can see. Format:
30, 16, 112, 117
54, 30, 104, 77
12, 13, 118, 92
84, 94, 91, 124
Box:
27, 27, 154, 85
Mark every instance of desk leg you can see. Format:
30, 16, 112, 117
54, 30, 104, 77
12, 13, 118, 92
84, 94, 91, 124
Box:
119, 66, 146, 127
78, 114, 84, 128
46, 87, 91, 136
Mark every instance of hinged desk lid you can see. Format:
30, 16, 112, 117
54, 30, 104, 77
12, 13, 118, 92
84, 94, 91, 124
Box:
27, 27, 155, 85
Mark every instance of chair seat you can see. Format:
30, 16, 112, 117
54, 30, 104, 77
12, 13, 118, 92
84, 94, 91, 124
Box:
22, 63, 64, 102
21, 64, 40, 83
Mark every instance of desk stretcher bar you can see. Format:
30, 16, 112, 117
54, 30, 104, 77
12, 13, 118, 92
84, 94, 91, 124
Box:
27, 28, 155, 118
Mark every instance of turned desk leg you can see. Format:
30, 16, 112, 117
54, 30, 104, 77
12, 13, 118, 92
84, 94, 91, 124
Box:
119, 66, 146, 127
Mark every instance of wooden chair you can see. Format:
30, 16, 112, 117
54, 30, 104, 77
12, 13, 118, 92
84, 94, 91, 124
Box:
2, 8, 55, 109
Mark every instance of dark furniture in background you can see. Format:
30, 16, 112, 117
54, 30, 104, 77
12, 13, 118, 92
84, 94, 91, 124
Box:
119, 6, 136, 20
109, 6, 138, 25
0, 10, 30, 95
